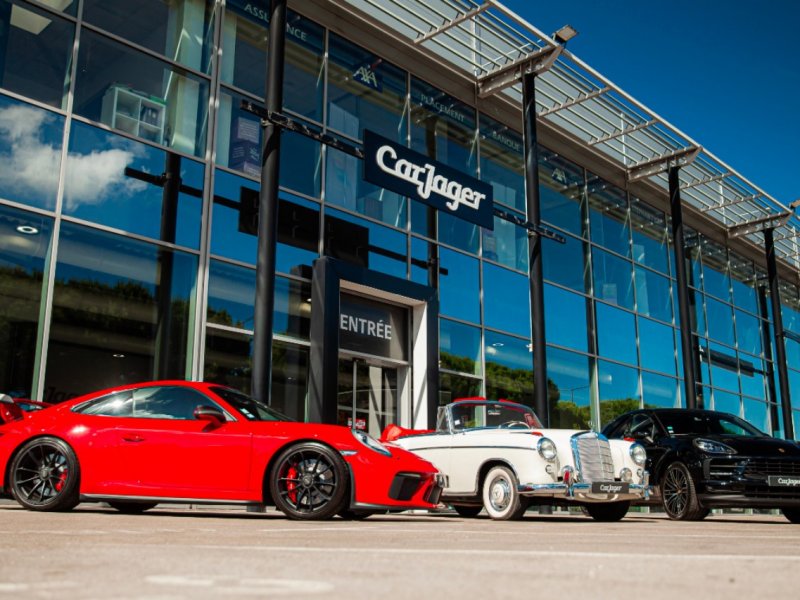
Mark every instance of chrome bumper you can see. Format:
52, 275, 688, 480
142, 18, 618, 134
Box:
518, 475, 651, 503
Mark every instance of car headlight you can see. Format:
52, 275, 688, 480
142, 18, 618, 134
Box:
629, 443, 647, 466
537, 437, 557, 462
693, 438, 736, 455
351, 430, 392, 457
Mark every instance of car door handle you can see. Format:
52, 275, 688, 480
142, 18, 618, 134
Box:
122, 435, 145, 443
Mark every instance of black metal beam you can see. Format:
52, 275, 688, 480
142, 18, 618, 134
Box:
669, 166, 698, 409
758, 286, 781, 432
251, 0, 287, 404
522, 72, 549, 425
764, 228, 795, 439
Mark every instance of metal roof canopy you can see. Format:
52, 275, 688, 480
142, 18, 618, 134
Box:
333, 0, 800, 272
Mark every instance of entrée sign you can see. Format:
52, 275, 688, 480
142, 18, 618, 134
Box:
363, 130, 494, 229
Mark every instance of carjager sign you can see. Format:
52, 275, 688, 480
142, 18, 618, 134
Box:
363, 130, 494, 230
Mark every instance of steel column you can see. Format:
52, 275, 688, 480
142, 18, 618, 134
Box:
522, 72, 549, 425
764, 228, 795, 439
669, 166, 698, 409
251, 0, 287, 403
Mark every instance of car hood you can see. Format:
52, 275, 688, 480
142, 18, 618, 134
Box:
693, 434, 800, 457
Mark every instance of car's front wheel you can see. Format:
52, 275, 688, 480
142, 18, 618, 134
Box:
270, 442, 348, 520
584, 501, 630, 522
10, 437, 80, 512
661, 462, 707, 521
481, 465, 528, 520
782, 508, 800, 524
107, 501, 158, 514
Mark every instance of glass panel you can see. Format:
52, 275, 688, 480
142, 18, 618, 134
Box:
479, 115, 524, 213
482, 215, 527, 272
781, 282, 800, 334
0, 93, 64, 210
701, 239, 731, 302
438, 248, 479, 323
546, 346, 591, 429
708, 342, 740, 392
739, 355, 766, 400
82, 0, 214, 73
712, 390, 741, 416
592, 247, 633, 310
685, 227, 702, 289
543, 232, 588, 293
325, 146, 405, 228
0, 205, 52, 398
410, 236, 434, 286
0, 0, 74, 108
544, 284, 587, 352
743, 398, 769, 433
595, 302, 637, 366
598, 360, 641, 428
630, 197, 669, 274
439, 318, 481, 376
64, 121, 203, 249
269, 341, 309, 421
274, 277, 311, 340
539, 148, 585, 237
706, 296, 735, 346
634, 266, 673, 323
482, 263, 530, 337
327, 32, 407, 142
735, 309, 762, 356
638, 317, 676, 375
45, 223, 197, 399
588, 174, 630, 257
207, 260, 255, 329
439, 371, 481, 406
642, 372, 678, 408
74, 29, 209, 156
221, 7, 323, 120
325, 207, 406, 279
484, 331, 533, 405
438, 211, 478, 254
410, 77, 476, 174
730, 252, 758, 315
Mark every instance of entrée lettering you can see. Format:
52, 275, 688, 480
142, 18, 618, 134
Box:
340, 314, 392, 340
375, 145, 486, 213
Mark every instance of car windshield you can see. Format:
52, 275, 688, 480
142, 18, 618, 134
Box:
211, 387, 292, 422
657, 412, 765, 437
448, 401, 542, 431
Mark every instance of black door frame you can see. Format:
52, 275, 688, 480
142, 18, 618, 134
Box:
308, 257, 439, 428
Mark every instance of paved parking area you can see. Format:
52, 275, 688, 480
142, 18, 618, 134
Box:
0, 503, 798, 599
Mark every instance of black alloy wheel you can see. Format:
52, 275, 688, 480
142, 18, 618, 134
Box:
585, 501, 631, 522
452, 504, 483, 518
107, 501, 158, 514
10, 437, 80, 512
270, 442, 348, 520
782, 508, 800, 524
661, 462, 708, 521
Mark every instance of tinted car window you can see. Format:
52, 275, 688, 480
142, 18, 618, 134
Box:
657, 412, 765, 437
211, 386, 291, 422
76, 386, 223, 420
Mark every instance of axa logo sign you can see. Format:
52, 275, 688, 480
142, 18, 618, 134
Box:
363, 130, 494, 229
353, 64, 382, 91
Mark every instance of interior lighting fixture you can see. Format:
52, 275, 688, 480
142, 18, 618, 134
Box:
16, 225, 39, 235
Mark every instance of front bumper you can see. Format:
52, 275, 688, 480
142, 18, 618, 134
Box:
519, 474, 651, 503
387, 472, 445, 505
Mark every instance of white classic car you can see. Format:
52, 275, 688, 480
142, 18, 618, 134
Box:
382, 398, 650, 521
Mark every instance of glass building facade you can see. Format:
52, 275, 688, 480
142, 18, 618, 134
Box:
0, 0, 797, 438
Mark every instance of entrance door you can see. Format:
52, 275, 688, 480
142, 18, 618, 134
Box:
337, 357, 402, 438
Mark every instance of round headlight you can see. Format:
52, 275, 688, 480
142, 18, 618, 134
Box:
629, 443, 646, 466
537, 437, 557, 462
620, 467, 633, 483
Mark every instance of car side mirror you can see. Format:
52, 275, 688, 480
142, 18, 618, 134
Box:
194, 405, 226, 427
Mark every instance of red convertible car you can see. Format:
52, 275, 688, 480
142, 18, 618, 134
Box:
0, 381, 442, 520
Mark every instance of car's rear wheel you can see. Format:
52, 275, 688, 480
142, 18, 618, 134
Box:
661, 462, 707, 521
584, 501, 630, 522
481, 465, 528, 520
452, 504, 482, 518
10, 437, 80, 512
107, 501, 158, 514
270, 442, 348, 520
782, 508, 800, 524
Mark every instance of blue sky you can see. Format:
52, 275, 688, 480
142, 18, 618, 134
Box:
503, 0, 800, 206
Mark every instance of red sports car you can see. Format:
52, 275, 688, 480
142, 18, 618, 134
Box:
0, 381, 443, 520
0, 395, 51, 424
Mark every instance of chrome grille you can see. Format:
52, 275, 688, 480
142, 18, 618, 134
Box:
573, 433, 615, 483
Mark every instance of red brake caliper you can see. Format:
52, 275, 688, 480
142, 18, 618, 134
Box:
286, 466, 298, 504
55, 467, 68, 492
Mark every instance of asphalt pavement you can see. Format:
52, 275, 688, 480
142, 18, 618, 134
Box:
0, 502, 798, 599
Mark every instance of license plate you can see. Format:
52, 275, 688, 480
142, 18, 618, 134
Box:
591, 482, 629, 494
768, 475, 800, 487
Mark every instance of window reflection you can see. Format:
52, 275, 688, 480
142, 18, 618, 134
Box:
440, 318, 481, 376
438, 248, 479, 323
598, 360, 641, 427
0, 0, 74, 108
701, 238, 731, 302
634, 266, 673, 323
638, 317, 676, 375
0, 93, 63, 210
479, 115, 524, 214
207, 260, 255, 329
539, 149, 585, 237
730, 252, 758, 314
439, 371, 481, 406
546, 346, 591, 429
544, 284, 587, 352
483, 216, 527, 272
45, 223, 197, 401
0, 205, 52, 398
713, 390, 741, 416
705, 296, 735, 346
74, 29, 209, 156
588, 175, 630, 258
543, 233, 588, 293
642, 372, 678, 408
743, 398, 769, 433
64, 121, 203, 249
485, 331, 533, 406
593, 247, 633, 309
82, 0, 214, 73
595, 302, 637, 366
630, 197, 669, 274
439, 212, 478, 254
483, 263, 530, 337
